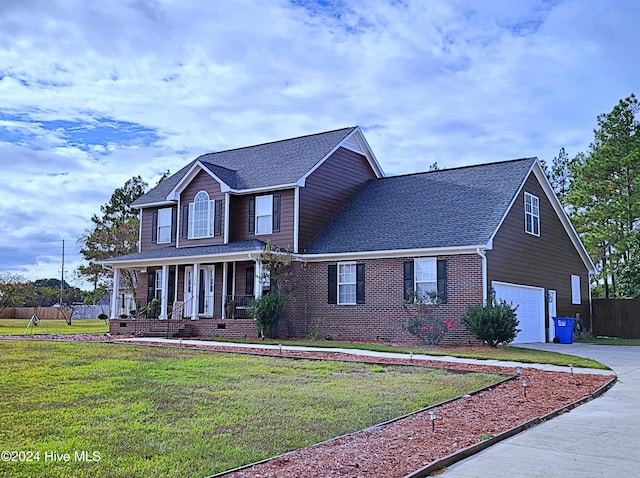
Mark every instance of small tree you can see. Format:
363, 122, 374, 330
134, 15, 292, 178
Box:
247, 241, 294, 338
461, 291, 520, 347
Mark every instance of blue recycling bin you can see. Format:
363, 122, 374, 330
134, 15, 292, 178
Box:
553, 317, 575, 344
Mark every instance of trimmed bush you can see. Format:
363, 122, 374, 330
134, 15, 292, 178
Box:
461, 293, 520, 347
247, 292, 285, 339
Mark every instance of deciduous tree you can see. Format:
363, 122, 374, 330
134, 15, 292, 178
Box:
0, 273, 36, 314
78, 176, 148, 301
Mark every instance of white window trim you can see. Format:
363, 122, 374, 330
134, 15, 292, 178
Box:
255, 194, 273, 235
524, 192, 540, 236
157, 207, 172, 244
337, 261, 357, 305
571, 275, 581, 304
414, 258, 437, 300
188, 191, 214, 239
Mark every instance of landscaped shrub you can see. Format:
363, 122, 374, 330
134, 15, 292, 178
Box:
306, 331, 333, 341
461, 291, 520, 347
400, 290, 456, 346
247, 292, 285, 339
145, 298, 161, 319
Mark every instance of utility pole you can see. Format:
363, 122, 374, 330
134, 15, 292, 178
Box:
60, 239, 65, 306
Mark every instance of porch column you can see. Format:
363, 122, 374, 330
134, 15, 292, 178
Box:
110, 268, 120, 319
191, 262, 199, 320
159, 264, 169, 320
254, 260, 262, 299
221, 261, 228, 319
173, 265, 179, 303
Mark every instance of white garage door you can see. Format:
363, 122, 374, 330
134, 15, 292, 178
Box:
492, 282, 545, 344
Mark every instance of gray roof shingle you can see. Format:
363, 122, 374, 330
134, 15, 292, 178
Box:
132, 127, 357, 207
306, 157, 537, 254
102, 240, 265, 263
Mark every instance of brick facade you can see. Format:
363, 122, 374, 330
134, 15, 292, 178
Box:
283, 254, 484, 345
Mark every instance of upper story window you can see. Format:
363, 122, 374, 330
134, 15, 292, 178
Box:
182, 192, 222, 240
185, 191, 222, 239
157, 208, 172, 243
248, 194, 281, 235
152, 207, 176, 244
256, 195, 273, 235
524, 192, 540, 236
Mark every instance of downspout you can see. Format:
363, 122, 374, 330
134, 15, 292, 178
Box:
476, 248, 488, 304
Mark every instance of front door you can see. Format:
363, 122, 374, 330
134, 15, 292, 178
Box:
197, 266, 215, 317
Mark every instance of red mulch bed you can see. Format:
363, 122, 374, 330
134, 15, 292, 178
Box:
3, 334, 615, 477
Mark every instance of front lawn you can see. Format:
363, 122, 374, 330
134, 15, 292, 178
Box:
0, 341, 504, 478
0, 319, 108, 335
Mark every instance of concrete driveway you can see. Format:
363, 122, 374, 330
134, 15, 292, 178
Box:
440, 343, 640, 478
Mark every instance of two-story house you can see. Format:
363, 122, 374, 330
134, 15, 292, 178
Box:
102, 126, 595, 344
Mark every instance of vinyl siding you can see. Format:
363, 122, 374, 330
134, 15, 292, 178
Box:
486, 173, 590, 322
179, 170, 225, 247
230, 189, 295, 248
298, 147, 377, 251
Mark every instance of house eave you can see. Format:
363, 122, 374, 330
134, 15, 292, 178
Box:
299, 245, 488, 262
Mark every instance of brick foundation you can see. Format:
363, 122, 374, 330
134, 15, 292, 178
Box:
109, 318, 259, 339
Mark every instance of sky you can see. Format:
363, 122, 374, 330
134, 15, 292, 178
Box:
0, 0, 638, 290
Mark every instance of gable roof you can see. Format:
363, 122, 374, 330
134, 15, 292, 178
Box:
306, 157, 538, 254
132, 126, 382, 207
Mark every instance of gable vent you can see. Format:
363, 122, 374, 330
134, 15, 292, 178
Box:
342, 135, 364, 154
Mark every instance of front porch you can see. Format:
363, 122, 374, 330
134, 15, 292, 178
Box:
108, 257, 268, 339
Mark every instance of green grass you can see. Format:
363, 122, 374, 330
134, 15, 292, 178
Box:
0, 319, 108, 336
576, 337, 640, 346
0, 341, 504, 478
203, 337, 609, 370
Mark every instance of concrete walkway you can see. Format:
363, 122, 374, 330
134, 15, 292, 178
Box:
115, 337, 614, 375
440, 343, 640, 478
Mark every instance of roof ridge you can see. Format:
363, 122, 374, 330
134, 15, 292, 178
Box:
195, 126, 357, 160
384, 157, 537, 180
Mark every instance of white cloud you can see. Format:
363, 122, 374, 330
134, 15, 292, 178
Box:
0, 0, 637, 286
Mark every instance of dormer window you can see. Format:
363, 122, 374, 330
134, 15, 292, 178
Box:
524, 192, 539, 236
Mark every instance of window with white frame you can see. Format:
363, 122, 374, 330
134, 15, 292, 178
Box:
571, 275, 581, 304
157, 208, 172, 243
255, 195, 273, 235
414, 258, 437, 299
338, 262, 357, 305
189, 191, 213, 239
525, 192, 540, 236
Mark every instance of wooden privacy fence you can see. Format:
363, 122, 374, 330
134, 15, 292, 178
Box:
0, 307, 69, 320
592, 299, 640, 339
